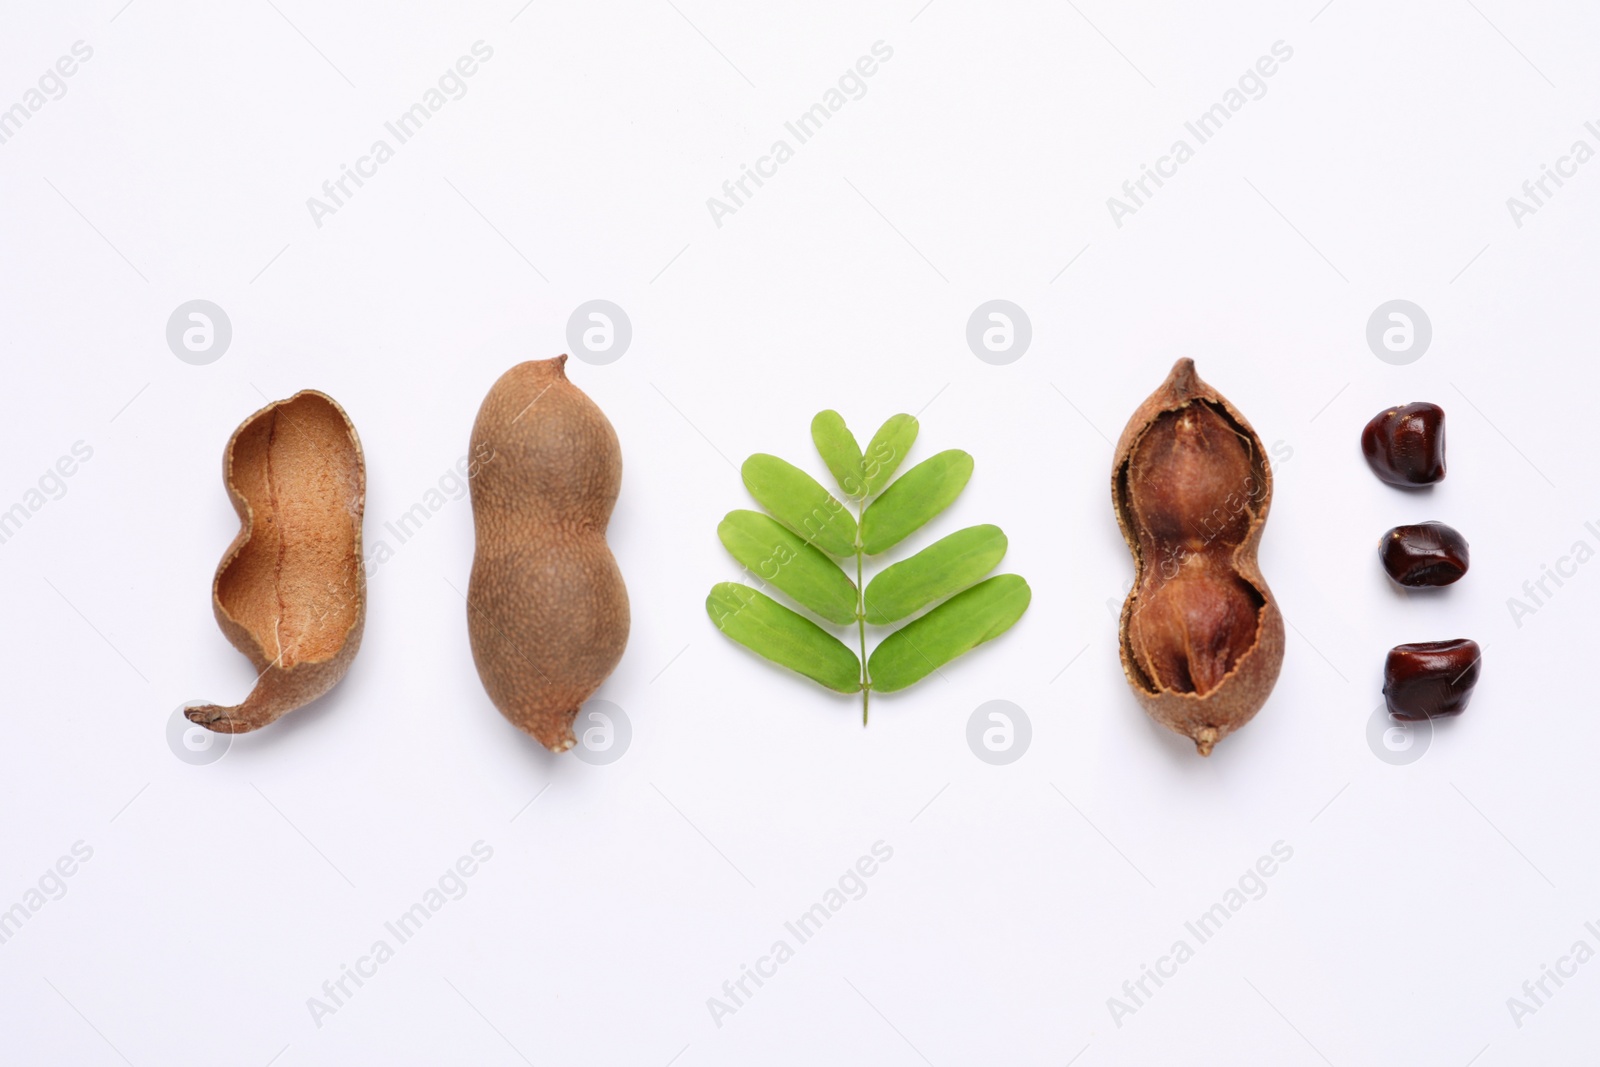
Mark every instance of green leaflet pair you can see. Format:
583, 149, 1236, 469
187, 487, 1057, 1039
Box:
705, 410, 1032, 722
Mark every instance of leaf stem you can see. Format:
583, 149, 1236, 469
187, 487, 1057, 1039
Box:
856, 505, 869, 725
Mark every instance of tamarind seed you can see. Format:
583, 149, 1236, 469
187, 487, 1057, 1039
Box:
1379, 522, 1469, 587
1383, 639, 1481, 720
1361, 403, 1445, 487
1112, 359, 1285, 756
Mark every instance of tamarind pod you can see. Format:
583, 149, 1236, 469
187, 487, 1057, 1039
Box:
1111, 359, 1285, 756
188, 390, 366, 734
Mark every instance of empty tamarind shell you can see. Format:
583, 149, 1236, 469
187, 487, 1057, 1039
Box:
466, 356, 630, 752
187, 391, 366, 734
1111, 359, 1285, 756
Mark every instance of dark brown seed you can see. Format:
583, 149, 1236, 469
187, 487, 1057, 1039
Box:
1361, 403, 1445, 486
1379, 522, 1469, 587
1383, 639, 1481, 720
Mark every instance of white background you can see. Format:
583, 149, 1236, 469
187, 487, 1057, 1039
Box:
2, 1, 1597, 1064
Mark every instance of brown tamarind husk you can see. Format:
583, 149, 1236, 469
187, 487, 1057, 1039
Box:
1111, 359, 1285, 756
187, 391, 366, 734
466, 356, 630, 752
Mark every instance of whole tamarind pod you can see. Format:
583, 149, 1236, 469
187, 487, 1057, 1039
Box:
466, 356, 630, 751
1111, 359, 1285, 756
188, 391, 366, 734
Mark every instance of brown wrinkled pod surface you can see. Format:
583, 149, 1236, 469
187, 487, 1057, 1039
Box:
188, 391, 366, 734
467, 356, 630, 752
1112, 359, 1285, 756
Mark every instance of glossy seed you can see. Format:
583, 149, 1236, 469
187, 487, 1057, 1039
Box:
1383, 638, 1481, 720
1380, 521, 1469, 587
1361, 403, 1445, 487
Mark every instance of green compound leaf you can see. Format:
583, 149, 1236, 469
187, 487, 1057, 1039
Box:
860, 414, 918, 496
867, 574, 1031, 692
811, 411, 867, 499
863, 524, 1007, 625
713, 414, 1030, 721
706, 582, 862, 693
741, 453, 858, 557
859, 449, 973, 555
717, 510, 858, 625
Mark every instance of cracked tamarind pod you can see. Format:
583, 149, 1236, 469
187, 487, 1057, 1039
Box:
466, 356, 630, 752
188, 391, 366, 733
1111, 359, 1285, 756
